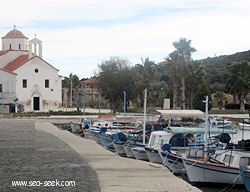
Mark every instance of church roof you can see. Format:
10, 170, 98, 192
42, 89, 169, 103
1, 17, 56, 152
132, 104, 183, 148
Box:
3, 55, 29, 71
0, 50, 9, 56
2, 29, 28, 39
0, 68, 17, 75
3, 54, 59, 72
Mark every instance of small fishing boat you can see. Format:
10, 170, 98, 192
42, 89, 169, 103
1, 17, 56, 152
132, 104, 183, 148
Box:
69, 121, 81, 133
132, 146, 149, 161
112, 132, 128, 157
182, 148, 250, 185
181, 96, 250, 185
99, 132, 117, 150
239, 121, 250, 130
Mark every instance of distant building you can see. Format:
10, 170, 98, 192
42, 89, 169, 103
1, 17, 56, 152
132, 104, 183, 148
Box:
81, 77, 99, 107
0, 27, 62, 112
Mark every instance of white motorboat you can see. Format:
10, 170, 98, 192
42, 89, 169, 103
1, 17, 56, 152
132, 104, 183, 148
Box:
182, 148, 250, 184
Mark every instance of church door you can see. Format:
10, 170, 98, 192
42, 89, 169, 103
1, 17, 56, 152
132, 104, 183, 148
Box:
33, 97, 40, 110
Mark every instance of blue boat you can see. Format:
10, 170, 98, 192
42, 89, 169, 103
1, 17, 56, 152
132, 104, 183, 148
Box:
240, 165, 250, 192
99, 132, 116, 150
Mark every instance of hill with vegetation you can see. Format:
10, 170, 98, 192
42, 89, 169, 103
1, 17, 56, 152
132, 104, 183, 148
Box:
194, 49, 250, 92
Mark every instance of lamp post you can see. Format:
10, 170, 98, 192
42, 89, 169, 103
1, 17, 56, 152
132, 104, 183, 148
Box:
123, 91, 126, 116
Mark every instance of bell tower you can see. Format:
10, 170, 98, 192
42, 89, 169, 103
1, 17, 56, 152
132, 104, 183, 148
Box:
29, 34, 42, 58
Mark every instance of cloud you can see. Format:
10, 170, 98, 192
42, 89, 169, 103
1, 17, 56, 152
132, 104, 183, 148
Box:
1, 0, 250, 78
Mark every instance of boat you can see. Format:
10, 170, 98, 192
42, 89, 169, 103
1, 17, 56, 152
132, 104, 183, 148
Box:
123, 143, 136, 158
132, 146, 149, 161
181, 96, 250, 185
144, 130, 180, 164
112, 132, 128, 157
99, 131, 119, 150
240, 165, 250, 192
113, 140, 127, 157
69, 121, 81, 133
144, 125, 235, 165
122, 130, 145, 158
182, 148, 250, 185
86, 127, 102, 144
208, 115, 235, 129
239, 120, 250, 130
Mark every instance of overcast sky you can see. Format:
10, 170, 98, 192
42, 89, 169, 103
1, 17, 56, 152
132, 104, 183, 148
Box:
1, 0, 250, 78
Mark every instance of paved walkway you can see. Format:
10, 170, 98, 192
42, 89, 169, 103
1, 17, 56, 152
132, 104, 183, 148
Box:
0, 119, 201, 192
0, 119, 100, 192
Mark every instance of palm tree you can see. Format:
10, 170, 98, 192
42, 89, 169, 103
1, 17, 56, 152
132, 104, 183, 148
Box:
166, 38, 196, 109
172, 38, 196, 109
226, 62, 250, 111
166, 51, 179, 109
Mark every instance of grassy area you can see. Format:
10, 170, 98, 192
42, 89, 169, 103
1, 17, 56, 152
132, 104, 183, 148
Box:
210, 109, 250, 115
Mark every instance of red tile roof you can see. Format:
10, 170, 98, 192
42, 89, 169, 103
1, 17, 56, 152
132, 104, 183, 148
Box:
3, 54, 29, 71
0, 68, 17, 75
0, 50, 9, 56
82, 77, 98, 84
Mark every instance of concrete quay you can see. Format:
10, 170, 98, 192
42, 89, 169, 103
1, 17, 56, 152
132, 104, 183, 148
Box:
0, 119, 201, 192
37, 120, 201, 192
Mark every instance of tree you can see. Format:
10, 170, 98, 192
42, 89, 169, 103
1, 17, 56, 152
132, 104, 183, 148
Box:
97, 57, 136, 111
226, 62, 250, 111
62, 73, 81, 108
166, 38, 196, 109
186, 62, 206, 109
62, 73, 81, 88
213, 91, 227, 110
193, 83, 212, 112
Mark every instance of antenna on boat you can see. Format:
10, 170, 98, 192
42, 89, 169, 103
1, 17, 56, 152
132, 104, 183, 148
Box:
143, 88, 147, 144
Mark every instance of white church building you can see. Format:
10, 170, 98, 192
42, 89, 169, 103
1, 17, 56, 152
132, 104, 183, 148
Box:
0, 27, 62, 112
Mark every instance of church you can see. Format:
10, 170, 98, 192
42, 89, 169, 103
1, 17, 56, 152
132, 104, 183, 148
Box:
0, 27, 62, 112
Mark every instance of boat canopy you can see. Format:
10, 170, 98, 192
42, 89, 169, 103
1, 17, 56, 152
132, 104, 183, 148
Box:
156, 110, 204, 117
168, 126, 237, 134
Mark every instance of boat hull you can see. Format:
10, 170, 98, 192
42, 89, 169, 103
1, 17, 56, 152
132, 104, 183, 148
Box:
132, 147, 148, 161
113, 141, 127, 157
145, 147, 162, 164
123, 144, 135, 158
70, 122, 80, 133
161, 151, 185, 174
100, 134, 114, 150
182, 158, 243, 184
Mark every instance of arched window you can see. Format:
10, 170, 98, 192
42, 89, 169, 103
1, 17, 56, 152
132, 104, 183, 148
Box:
19, 44, 21, 50
9, 44, 12, 50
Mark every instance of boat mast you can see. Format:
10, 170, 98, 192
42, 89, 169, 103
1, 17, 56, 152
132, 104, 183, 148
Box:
143, 88, 147, 144
203, 95, 209, 160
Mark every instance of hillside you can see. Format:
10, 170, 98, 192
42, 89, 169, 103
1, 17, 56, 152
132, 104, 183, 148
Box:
194, 49, 250, 92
